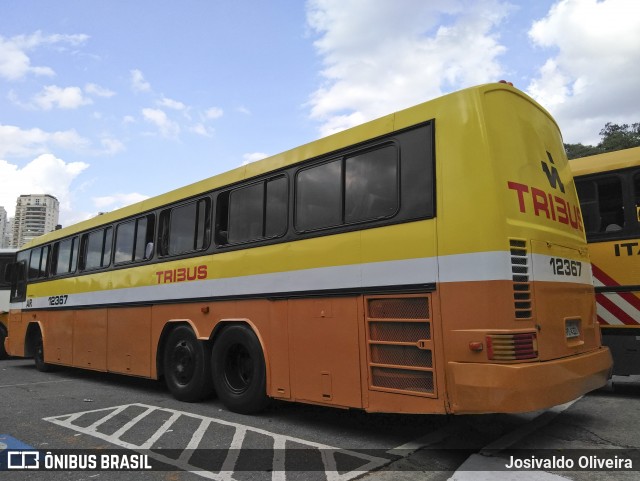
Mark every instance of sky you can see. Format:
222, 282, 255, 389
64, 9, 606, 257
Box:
1, 0, 639, 227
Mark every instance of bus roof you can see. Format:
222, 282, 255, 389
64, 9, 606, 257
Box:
20, 82, 552, 250
569, 146, 640, 177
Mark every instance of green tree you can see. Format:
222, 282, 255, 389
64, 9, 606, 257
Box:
598, 122, 640, 152
564, 122, 640, 159
564, 142, 601, 160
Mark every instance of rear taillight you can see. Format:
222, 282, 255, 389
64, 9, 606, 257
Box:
486, 332, 537, 360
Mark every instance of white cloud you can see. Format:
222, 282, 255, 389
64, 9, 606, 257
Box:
0, 31, 88, 81
85, 83, 116, 98
92, 192, 149, 210
0, 154, 89, 221
158, 97, 187, 111
32, 85, 93, 110
306, 0, 509, 136
0, 124, 90, 158
142, 108, 180, 138
242, 152, 269, 165
100, 137, 125, 155
204, 107, 224, 120
130, 69, 151, 92
191, 123, 213, 137
526, 0, 640, 144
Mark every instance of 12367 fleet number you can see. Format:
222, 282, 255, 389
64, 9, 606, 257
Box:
549, 258, 582, 277
48, 295, 69, 306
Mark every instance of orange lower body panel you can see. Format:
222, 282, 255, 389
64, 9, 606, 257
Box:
446, 347, 612, 414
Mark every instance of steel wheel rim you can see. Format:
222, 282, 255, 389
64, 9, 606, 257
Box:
223, 343, 253, 394
172, 340, 196, 386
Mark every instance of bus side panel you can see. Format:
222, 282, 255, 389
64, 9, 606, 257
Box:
73, 309, 108, 371
107, 307, 151, 377
42, 310, 74, 366
288, 296, 362, 407
268, 299, 291, 399
6, 310, 26, 357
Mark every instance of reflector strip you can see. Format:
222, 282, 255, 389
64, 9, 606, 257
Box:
486, 332, 537, 361
592, 264, 640, 326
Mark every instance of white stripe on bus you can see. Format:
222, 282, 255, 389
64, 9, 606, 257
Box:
15, 251, 593, 310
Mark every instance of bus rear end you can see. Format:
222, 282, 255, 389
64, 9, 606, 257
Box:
435, 84, 612, 413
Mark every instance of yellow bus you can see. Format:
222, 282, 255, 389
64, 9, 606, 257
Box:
0, 249, 17, 359
4, 83, 611, 414
570, 146, 640, 376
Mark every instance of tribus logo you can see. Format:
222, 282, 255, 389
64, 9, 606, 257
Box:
507, 151, 583, 232
541, 151, 565, 193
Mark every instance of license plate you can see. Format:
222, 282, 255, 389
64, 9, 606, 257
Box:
566, 320, 580, 339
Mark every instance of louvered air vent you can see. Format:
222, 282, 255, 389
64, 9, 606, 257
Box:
509, 238, 532, 320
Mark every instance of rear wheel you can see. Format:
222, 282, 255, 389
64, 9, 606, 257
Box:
211, 325, 268, 414
163, 325, 214, 402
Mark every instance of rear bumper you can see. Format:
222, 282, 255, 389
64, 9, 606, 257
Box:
447, 347, 612, 414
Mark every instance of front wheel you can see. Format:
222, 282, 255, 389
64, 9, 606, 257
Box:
33, 329, 52, 372
211, 325, 268, 414
163, 325, 214, 402
0, 325, 8, 360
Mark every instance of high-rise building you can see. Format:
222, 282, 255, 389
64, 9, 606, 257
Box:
0, 206, 8, 248
12, 194, 60, 248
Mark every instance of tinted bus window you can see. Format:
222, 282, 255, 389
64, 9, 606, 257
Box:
296, 159, 342, 231
28, 245, 49, 279
576, 176, 624, 234
82, 227, 112, 270
345, 145, 398, 223
229, 183, 264, 244
160, 198, 211, 256
218, 176, 288, 245
265, 177, 288, 238
53, 237, 78, 276
295, 144, 399, 231
115, 215, 155, 264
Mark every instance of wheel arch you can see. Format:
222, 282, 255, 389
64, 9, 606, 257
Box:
156, 317, 272, 388
24, 321, 44, 358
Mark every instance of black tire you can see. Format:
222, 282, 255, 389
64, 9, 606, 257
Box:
0, 325, 8, 360
33, 329, 52, 372
163, 325, 214, 402
211, 325, 268, 414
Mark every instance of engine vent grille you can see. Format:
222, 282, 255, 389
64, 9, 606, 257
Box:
366, 295, 435, 397
510, 238, 532, 320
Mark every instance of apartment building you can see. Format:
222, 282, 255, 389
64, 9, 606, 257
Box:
11, 194, 60, 248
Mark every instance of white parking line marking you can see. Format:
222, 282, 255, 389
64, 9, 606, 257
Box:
387, 420, 464, 456
44, 403, 389, 481
140, 411, 181, 450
